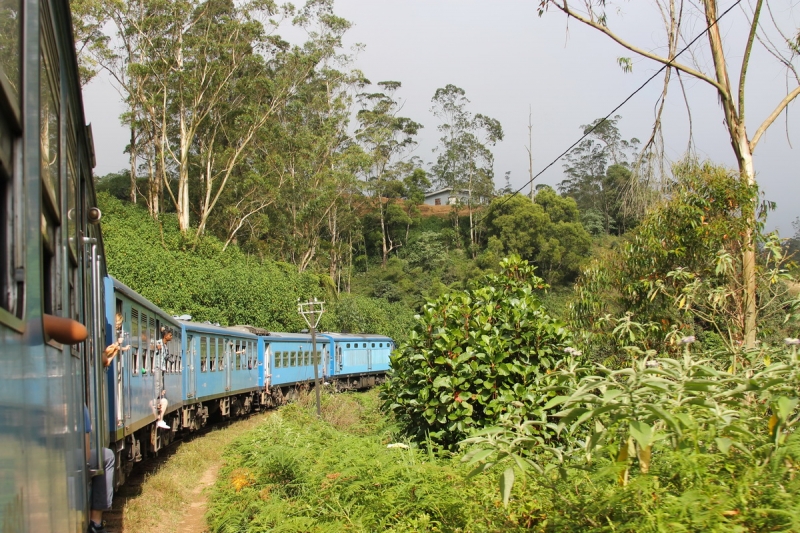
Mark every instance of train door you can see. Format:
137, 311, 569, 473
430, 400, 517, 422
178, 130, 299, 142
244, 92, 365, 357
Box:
367, 342, 372, 371
322, 344, 330, 379
224, 338, 232, 391
153, 321, 162, 402
334, 344, 343, 374
117, 301, 127, 428
187, 335, 196, 398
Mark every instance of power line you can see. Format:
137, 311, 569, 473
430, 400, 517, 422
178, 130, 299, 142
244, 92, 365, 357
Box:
492, 0, 744, 211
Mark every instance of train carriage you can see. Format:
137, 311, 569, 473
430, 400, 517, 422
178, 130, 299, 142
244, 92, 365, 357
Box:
323, 333, 394, 390
179, 320, 262, 422
262, 332, 332, 401
103, 277, 183, 483
0, 0, 109, 529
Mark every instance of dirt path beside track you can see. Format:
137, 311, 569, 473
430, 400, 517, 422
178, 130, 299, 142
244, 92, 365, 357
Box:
106, 413, 269, 533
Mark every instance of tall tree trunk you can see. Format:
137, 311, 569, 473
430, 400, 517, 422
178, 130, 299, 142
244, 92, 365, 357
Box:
704, 0, 757, 348
129, 125, 137, 204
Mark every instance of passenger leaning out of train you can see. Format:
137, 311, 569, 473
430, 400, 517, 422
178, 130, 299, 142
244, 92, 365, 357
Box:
154, 389, 170, 430
85, 405, 115, 533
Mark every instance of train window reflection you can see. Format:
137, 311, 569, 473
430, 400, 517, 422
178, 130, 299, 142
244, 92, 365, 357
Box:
39, 44, 60, 212
0, 165, 14, 315
0, 0, 20, 105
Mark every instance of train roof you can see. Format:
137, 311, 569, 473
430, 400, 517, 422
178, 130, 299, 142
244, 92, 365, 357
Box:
110, 276, 181, 328
177, 320, 260, 339
322, 333, 394, 342
228, 325, 271, 336
262, 332, 326, 342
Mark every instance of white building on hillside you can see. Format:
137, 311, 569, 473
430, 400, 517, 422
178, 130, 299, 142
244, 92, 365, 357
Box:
423, 187, 489, 206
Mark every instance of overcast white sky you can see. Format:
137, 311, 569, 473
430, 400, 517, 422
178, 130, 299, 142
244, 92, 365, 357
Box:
82, 0, 800, 235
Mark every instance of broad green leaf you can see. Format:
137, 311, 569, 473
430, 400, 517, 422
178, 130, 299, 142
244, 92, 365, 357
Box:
500, 467, 515, 507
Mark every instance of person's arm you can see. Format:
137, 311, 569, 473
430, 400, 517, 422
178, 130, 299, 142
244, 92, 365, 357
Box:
102, 343, 119, 367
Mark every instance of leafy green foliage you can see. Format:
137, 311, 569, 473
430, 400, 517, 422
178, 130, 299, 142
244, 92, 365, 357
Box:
482, 189, 591, 284
205, 391, 539, 533
381, 256, 572, 448
559, 115, 640, 235
463, 341, 800, 531
571, 161, 798, 357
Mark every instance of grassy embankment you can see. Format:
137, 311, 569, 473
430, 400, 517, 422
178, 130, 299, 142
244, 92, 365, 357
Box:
205, 390, 536, 533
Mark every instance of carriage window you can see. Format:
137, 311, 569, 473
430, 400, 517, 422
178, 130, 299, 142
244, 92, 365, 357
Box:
282, 351, 289, 368
149, 317, 156, 372
0, 164, 15, 316
371, 343, 375, 348
40, 36, 60, 216
235, 343, 241, 370
210, 337, 217, 371
200, 336, 208, 372
289, 351, 296, 367
274, 350, 281, 368
130, 309, 139, 376
363, 343, 366, 348
140, 312, 149, 372
346, 343, 350, 349
176, 329, 182, 372
130, 309, 139, 346
0, 0, 20, 320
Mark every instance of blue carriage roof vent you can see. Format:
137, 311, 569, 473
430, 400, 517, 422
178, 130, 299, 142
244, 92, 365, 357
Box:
174, 314, 192, 321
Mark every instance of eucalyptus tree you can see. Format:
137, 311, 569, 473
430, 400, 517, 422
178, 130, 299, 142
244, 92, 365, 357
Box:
430, 85, 503, 255
559, 115, 640, 235
355, 81, 423, 268
190, 3, 352, 241
72, 0, 351, 234
252, 62, 362, 274
537, 0, 800, 347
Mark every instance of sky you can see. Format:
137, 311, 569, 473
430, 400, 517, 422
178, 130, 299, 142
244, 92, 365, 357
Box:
82, 0, 800, 235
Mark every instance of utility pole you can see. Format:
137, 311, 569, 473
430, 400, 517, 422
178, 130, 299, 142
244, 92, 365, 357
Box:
298, 298, 325, 417
526, 106, 535, 199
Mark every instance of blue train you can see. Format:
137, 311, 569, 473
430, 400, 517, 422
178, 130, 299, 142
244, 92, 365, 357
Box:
106, 277, 393, 488
0, 0, 394, 530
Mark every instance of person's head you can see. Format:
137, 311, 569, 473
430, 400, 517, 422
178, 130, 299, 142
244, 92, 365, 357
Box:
163, 331, 173, 342
117, 336, 124, 345
115, 313, 123, 330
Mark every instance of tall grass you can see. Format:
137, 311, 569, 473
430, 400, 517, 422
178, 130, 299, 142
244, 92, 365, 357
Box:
206, 390, 526, 533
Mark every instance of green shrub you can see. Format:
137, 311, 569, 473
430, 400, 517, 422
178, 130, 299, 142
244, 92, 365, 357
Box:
381, 255, 572, 448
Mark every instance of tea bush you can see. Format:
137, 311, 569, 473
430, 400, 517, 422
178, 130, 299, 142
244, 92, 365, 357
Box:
381, 256, 572, 448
